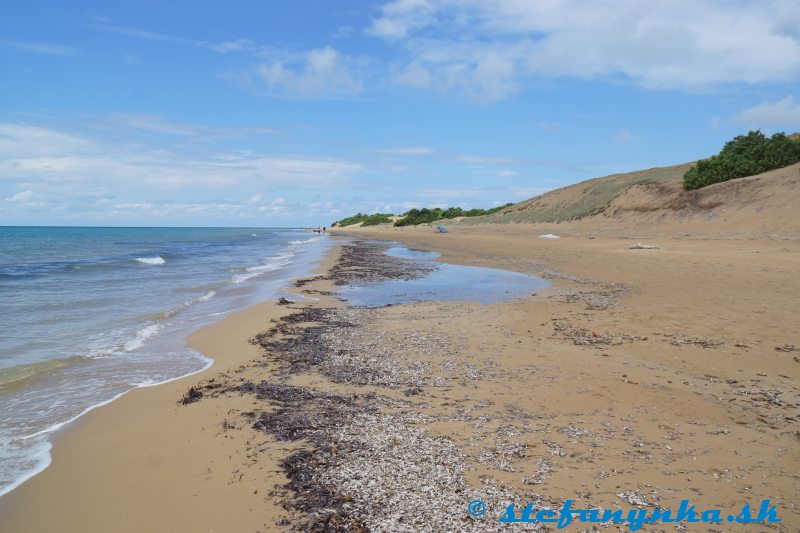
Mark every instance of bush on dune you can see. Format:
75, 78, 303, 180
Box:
360, 214, 393, 226
334, 213, 394, 227
393, 203, 513, 226
334, 203, 513, 228
683, 131, 800, 190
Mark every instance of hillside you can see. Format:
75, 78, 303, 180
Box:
459, 161, 800, 238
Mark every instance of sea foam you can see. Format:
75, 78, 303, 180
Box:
123, 323, 162, 352
231, 252, 294, 283
133, 256, 166, 265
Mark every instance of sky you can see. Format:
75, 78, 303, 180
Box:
1, 0, 799, 227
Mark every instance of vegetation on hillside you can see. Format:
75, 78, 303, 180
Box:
334, 213, 394, 227
683, 131, 800, 190
333, 203, 513, 228
393, 204, 513, 226
462, 163, 694, 225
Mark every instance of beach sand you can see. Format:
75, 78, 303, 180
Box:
1, 225, 798, 531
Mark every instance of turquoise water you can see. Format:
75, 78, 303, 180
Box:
0, 227, 329, 497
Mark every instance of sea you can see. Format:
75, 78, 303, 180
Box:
0, 226, 330, 497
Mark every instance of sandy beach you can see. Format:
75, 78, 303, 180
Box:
5, 2, 800, 531
1, 224, 798, 532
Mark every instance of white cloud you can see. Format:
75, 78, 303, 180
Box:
245, 192, 263, 204
87, 22, 201, 47
88, 21, 259, 56
367, 0, 438, 40
394, 62, 432, 88
421, 188, 484, 199
729, 96, 800, 131
0, 39, 79, 57
0, 123, 92, 156
253, 47, 364, 98
102, 197, 289, 219
209, 39, 256, 53
333, 26, 355, 39
0, 121, 364, 223
369, 0, 800, 100
4, 190, 33, 202
96, 113, 281, 138
497, 169, 518, 177
535, 120, 563, 132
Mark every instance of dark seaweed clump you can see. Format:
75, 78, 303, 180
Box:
250, 307, 358, 376
179, 387, 203, 405
237, 381, 376, 532
328, 241, 435, 286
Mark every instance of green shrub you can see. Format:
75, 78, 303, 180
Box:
335, 213, 394, 227
360, 214, 393, 226
683, 131, 800, 190
335, 202, 515, 228
393, 203, 513, 226
336, 213, 369, 227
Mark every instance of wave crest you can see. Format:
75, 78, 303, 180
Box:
133, 256, 166, 265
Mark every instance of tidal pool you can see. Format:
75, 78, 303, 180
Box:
339, 245, 548, 307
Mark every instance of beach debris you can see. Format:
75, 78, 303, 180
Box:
663, 334, 724, 348
774, 344, 798, 352
328, 240, 436, 286
253, 305, 454, 388
559, 425, 594, 438
294, 275, 325, 288
183, 239, 722, 531
616, 491, 651, 507
562, 282, 630, 310
521, 459, 552, 485
629, 242, 659, 249
539, 233, 560, 239
552, 320, 613, 345
235, 378, 524, 532
436, 225, 449, 233
728, 384, 792, 408
551, 320, 647, 346
179, 386, 203, 405
276, 297, 292, 305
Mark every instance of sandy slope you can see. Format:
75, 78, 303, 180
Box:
460, 162, 800, 239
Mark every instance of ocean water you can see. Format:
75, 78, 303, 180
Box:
0, 227, 329, 497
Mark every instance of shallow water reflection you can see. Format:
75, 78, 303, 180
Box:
339, 245, 548, 307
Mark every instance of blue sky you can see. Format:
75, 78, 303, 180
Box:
2, 0, 799, 226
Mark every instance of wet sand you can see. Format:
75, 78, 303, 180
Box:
1, 226, 798, 531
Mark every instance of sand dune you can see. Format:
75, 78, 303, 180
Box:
463, 162, 800, 239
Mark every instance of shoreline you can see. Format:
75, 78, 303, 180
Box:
1, 226, 798, 531
0, 243, 343, 532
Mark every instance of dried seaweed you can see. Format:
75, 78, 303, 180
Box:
179, 387, 203, 405
328, 241, 435, 286
551, 319, 647, 346
663, 334, 724, 348
775, 344, 798, 353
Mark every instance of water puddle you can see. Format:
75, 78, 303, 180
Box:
339, 244, 548, 307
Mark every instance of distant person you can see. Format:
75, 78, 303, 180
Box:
323, 226, 326, 233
